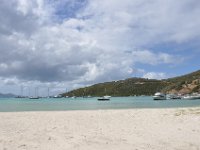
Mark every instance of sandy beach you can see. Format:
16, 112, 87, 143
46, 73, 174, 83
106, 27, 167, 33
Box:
0, 108, 200, 150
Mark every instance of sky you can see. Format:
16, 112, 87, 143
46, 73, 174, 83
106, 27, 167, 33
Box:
0, 0, 200, 96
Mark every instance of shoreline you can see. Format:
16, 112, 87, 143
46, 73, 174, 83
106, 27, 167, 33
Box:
1, 105, 200, 113
0, 107, 200, 150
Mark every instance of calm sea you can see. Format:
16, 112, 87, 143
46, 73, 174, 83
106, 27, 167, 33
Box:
0, 96, 200, 112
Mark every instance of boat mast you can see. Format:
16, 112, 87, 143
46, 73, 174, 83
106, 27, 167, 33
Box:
20, 86, 23, 97
48, 87, 50, 98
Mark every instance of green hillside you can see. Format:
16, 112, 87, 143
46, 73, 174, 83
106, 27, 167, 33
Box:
62, 70, 200, 97
63, 78, 170, 97
163, 70, 200, 94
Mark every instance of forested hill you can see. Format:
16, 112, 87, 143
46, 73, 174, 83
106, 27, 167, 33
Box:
63, 78, 170, 97
62, 70, 200, 97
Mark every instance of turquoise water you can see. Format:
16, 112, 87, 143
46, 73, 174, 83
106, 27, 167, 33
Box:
0, 96, 200, 112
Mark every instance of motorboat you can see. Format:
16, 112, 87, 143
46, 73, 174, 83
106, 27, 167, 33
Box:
167, 94, 181, 100
53, 95, 62, 98
153, 92, 166, 100
182, 93, 200, 100
98, 95, 111, 101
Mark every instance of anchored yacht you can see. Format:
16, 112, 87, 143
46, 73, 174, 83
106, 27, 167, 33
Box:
98, 95, 111, 101
153, 92, 166, 100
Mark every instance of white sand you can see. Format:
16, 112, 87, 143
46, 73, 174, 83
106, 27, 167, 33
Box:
0, 108, 200, 150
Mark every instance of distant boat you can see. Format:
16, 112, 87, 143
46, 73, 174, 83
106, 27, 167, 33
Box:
53, 95, 62, 98
15, 96, 27, 98
153, 92, 166, 100
29, 87, 40, 99
98, 88, 111, 101
98, 95, 111, 101
182, 93, 200, 100
29, 96, 39, 99
83, 95, 92, 98
167, 94, 181, 100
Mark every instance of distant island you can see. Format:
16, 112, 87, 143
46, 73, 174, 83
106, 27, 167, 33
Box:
0, 93, 16, 98
62, 70, 200, 97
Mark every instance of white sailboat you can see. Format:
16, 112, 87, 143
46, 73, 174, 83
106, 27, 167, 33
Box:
98, 88, 111, 101
29, 87, 39, 99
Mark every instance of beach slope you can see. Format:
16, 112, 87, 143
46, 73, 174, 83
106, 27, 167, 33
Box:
0, 108, 200, 150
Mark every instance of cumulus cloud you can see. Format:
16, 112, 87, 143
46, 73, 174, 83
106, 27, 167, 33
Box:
143, 72, 167, 80
0, 0, 199, 94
